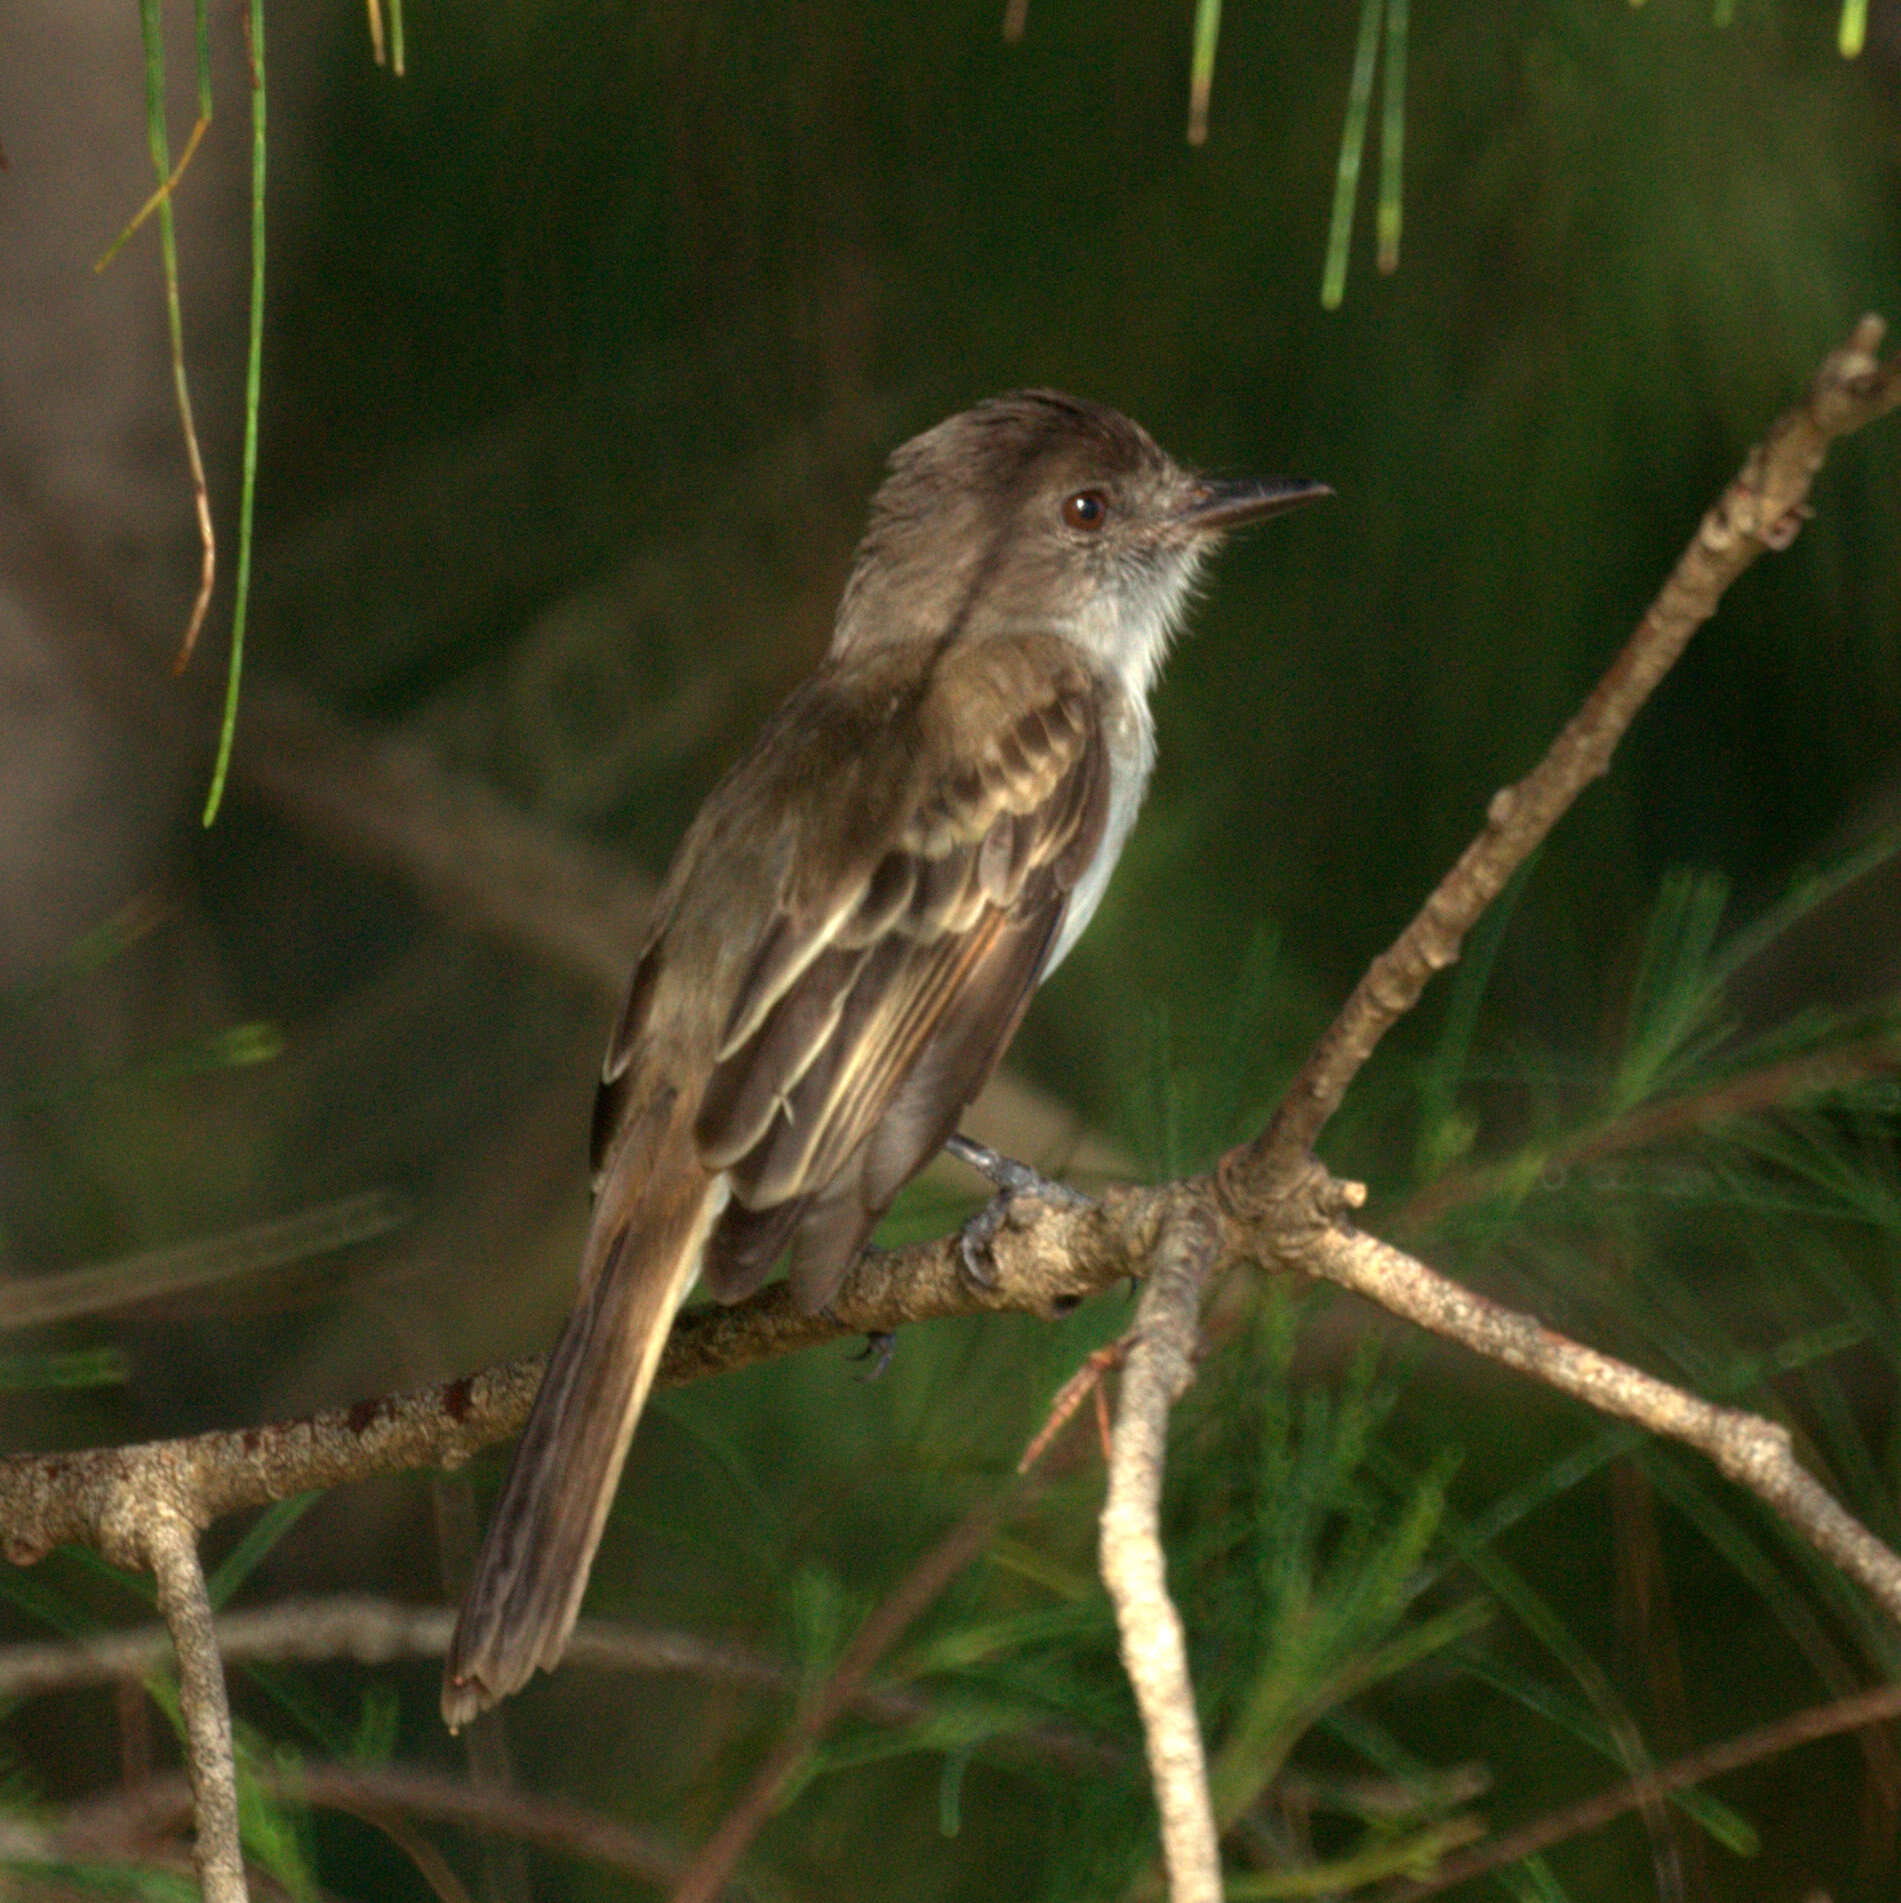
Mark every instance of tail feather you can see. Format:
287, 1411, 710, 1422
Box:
442, 1130, 723, 1730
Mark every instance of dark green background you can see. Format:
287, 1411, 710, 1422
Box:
7, 1, 1901, 1897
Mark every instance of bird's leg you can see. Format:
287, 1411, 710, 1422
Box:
829, 1246, 901, 1377
944, 1133, 1092, 1289
946, 1132, 1082, 1201
849, 1331, 898, 1380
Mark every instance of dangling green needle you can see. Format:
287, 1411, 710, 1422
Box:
1377, 0, 1408, 273
1188, 0, 1223, 145
204, 0, 267, 827
1322, 0, 1386, 309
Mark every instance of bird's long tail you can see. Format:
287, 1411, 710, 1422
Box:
442, 1108, 722, 1730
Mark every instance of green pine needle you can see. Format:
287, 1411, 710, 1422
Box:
208, 1495, 321, 1610
1322, 0, 1386, 309
1188, 0, 1222, 145
203, 0, 268, 826
1377, 0, 1408, 273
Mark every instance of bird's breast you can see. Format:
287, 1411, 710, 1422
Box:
1040, 684, 1154, 980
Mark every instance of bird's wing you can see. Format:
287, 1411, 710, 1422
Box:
445, 636, 1113, 1720
691, 634, 1113, 1309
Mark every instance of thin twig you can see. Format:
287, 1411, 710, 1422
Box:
53, 1763, 689, 1891
1018, 1339, 1126, 1472
114, 1, 217, 669
145, 1512, 247, 1903
1381, 1679, 1901, 1899
0, 1191, 407, 1331
0, 1597, 791, 1701
1099, 1203, 1225, 1903
668, 1402, 1089, 1903
95, 79, 213, 269
1228, 314, 1901, 1208
1303, 1218, 1901, 1624
0, 1594, 1121, 1781
1400, 1031, 1901, 1233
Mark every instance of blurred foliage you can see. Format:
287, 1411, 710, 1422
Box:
8, 0, 1901, 1898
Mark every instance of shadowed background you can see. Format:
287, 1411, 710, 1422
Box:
5, 1, 1901, 1897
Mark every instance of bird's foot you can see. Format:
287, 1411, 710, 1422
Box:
850, 1330, 898, 1380
944, 1133, 1091, 1291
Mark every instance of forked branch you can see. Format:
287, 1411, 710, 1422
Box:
1099, 1203, 1226, 1903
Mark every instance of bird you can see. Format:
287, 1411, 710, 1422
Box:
442, 390, 1328, 1726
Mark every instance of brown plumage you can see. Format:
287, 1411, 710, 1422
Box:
442, 635, 1112, 1725
442, 393, 1327, 1726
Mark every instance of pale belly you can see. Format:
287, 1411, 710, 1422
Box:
1041, 687, 1154, 980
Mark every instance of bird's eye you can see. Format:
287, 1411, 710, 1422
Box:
1061, 489, 1109, 531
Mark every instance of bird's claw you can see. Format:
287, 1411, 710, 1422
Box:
957, 1198, 1008, 1290
945, 1133, 1091, 1291
850, 1330, 897, 1380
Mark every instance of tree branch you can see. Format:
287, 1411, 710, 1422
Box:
145, 1511, 246, 1903
1301, 1218, 1901, 1623
52, 1762, 692, 1892
6, 316, 1901, 1899
1098, 1202, 1225, 1903
1225, 312, 1901, 1208
0, 1179, 1149, 1568
668, 1378, 1092, 1903
0, 1593, 1118, 1768
1380, 1680, 1901, 1900
0, 1358, 548, 1568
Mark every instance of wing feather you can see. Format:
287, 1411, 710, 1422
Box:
697, 636, 1114, 1308
698, 944, 870, 1166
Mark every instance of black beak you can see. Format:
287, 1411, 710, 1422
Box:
1183, 475, 1333, 531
